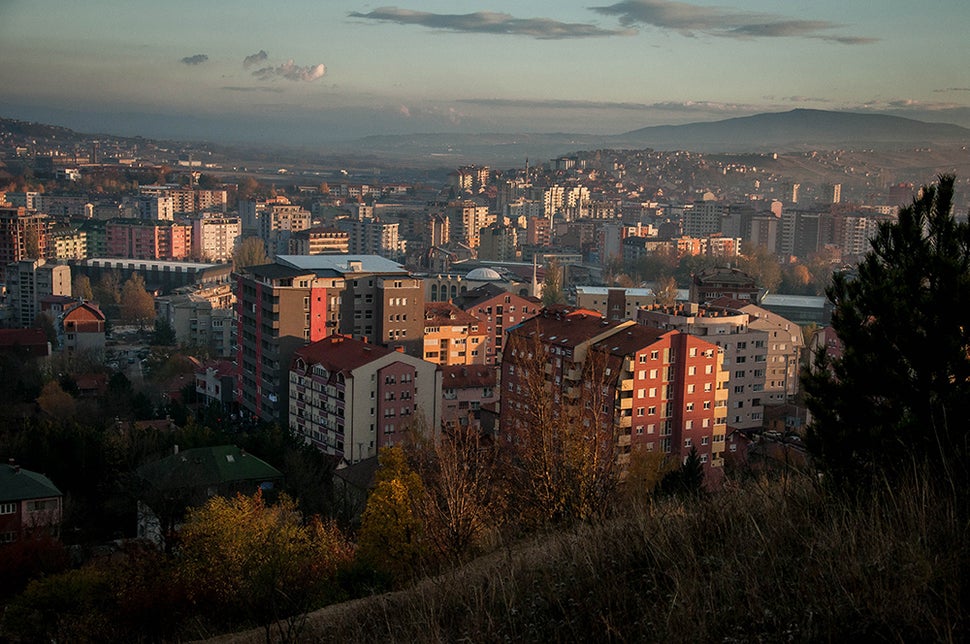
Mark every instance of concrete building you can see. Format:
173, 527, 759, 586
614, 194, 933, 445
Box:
0, 207, 49, 268
7, 258, 71, 328
441, 364, 497, 431
288, 226, 350, 255
456, 283, 541, 365
235, 254, 424, 423
61, 301, 106, 354
105, 220, 192, 261
423, 301, 487, 366
192, 216, 241, 261
289, 335, 442, 463
500, 307, 728, 474
576, 286, 656, 322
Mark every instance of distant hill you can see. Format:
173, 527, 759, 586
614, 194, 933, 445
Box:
614, 108, 970, 151
336, 109, 970, 164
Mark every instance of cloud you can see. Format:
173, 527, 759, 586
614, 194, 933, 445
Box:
180, 54, 209, 65
458, 97, 755, 113
252, 60, 326, 82
934, 87, 970, 93
348, 7, 634, 39
221, 86, 285, 93
590, 0, 875, 43
243, 50, 269, 68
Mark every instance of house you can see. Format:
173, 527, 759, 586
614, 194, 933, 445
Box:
0, 461, 63, 544
135, 445, 283, 546
61, 301, 107, 354
441, 364, 498, 431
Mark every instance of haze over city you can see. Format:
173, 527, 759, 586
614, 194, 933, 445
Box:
3, 0, 970, 145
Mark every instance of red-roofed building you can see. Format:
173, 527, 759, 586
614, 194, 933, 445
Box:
457, 283, 541, 365
0, 328, 51, 359
289, 335, 442, 464
61, 301, 106, 353
423, 301, 487, 366
500, 307, 728, 476
441, 364, 498, 430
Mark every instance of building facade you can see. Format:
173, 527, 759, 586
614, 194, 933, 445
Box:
289, 335, 442, 464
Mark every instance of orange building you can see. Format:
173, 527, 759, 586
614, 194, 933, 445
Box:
423, 301, 487, 366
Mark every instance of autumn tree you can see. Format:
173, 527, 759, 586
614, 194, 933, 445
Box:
357, 446, 429, 583
502, 330, 623, 526
804, 175, 970, 487
404, 422, 505, 561
178, 491, 352, 639
737, 242, 782, 293
36, 381, 76, 421
119, 274, 155, 328
72, 274, 94, 301
233, 236, 269, 271
653, 275, 679, 307
541, 259, 566, 306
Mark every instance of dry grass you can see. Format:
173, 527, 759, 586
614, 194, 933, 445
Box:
213, 471, 966, 643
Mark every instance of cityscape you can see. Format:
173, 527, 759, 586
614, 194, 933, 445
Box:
1, 1, 969, 641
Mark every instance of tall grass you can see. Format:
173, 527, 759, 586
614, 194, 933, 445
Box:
215, 471, 966, 643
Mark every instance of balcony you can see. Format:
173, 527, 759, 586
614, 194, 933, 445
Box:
618, 416, 632, 428
618, 397, 633, 410
620, 379, 633, 391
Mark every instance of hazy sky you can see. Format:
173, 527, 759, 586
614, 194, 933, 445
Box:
1, 0, 968, 144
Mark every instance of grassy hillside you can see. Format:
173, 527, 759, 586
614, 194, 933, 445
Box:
214, 471, 966, 643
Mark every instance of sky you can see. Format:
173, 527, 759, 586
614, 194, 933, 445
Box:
1, 0, 969, 145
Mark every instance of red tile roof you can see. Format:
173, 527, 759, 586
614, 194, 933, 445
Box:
293, 334, 397, 372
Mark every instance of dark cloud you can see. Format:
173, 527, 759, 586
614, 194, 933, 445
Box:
243, 50, 269, 68
348, 7, 634, 39
180, 54, 209, 65
590, 0, 875, 43
252, 60, 326, 82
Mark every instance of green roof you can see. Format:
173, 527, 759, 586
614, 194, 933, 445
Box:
0, 464, 62, 503
136, 445, 283, 492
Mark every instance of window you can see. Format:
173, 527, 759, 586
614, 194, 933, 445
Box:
688, 366, 696, 376
0, 503, 15, 515
649, 387, 657, 398
636, 407, 645, 417
687, 384, 695, 394
684, 438, 692, 447
685, 420, 693, 429
686, 402, 694, 411
649, 369, 658, 379
648, 406, 656, 415
650, 350, 659, 360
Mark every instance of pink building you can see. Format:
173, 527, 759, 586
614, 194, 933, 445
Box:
441, 364, 498, 430
106, 220, 192, 260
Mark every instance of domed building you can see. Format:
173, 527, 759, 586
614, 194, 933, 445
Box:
424, 261, 542, 303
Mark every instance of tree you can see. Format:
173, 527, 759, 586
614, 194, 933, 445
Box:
36, 381, 77, 421
804, 175, 970, 486
151, 318, 177, 346
404, 423, 504, 561
357, 446, 428, 583
178, 491, 352, 639
541, 259, 566, 306
72, 274, 94, 301
120, 274, 155, 328
233, 236, 268, 271
93, 271, 122, 318
653, 275, 679, 307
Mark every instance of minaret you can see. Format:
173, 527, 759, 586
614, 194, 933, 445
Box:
531, 254, 539, 298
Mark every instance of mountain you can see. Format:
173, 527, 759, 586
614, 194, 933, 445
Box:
332, 109, 970, 165
614, 108, 970, 151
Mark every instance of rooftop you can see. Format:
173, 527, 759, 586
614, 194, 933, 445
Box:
277, 254, 405, 275
136, 445, 282, 491
0, 463, 62, 503
293, 334, 398, 373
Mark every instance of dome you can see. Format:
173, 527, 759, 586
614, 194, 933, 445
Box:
466, 267, 502, 281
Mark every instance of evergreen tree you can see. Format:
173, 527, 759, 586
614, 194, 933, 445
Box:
804, 175, 970, 486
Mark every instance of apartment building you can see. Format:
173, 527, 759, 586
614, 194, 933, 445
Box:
105, 219, 192, 260
289, 335, 442, 463
235, 254, 424, 423
423, 301, 487, 366
456, 283, 541, 365
500, 307, 728, 474
288, 226, 350, 255
7, 258, 71, 328
192, 215, 241, 261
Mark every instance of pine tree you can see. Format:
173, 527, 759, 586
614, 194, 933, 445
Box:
804, 175, 970, 486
